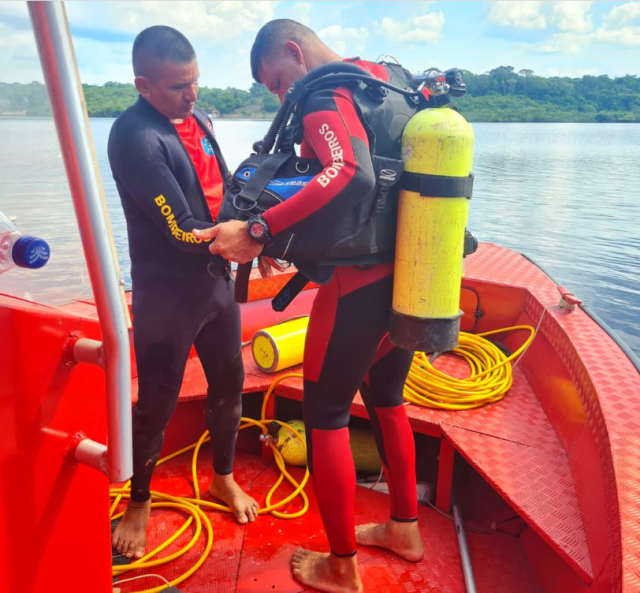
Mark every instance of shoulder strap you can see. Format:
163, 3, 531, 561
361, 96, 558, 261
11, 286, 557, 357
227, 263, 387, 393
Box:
238, 149, 294, 202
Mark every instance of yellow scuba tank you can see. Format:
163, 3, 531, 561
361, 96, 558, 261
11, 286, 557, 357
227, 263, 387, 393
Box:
252, 317, 309, 373
390, 95, 475, 353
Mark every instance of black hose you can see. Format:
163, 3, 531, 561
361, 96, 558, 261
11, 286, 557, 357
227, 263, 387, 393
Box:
259, 61, 376, 154
303, 73, 422, 98
259, 101, 290, 154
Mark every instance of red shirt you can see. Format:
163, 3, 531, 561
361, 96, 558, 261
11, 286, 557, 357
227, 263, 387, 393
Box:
174, 116, 224, 219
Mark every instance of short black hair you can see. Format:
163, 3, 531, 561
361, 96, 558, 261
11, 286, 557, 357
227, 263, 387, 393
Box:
250, 19, 318, 83
132, 26, 195, 77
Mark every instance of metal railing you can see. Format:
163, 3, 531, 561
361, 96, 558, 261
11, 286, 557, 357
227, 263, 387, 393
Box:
28, 1, 133, 482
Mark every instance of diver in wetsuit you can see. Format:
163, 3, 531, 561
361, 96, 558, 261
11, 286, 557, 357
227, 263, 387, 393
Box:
108, 26, 258, 561
195, 20, 423, 593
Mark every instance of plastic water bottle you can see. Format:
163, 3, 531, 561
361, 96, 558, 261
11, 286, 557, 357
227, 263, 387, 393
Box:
0, 211, 50, 275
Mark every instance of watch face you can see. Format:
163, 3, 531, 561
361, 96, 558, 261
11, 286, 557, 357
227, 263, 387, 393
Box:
250, 221, 266, 238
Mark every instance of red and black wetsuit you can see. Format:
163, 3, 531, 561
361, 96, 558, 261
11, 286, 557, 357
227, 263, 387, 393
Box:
109, 98, 243, 502
264, 60, 419, 557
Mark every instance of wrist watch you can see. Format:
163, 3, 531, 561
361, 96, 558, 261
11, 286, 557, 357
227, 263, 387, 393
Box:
246, 215, 273, 246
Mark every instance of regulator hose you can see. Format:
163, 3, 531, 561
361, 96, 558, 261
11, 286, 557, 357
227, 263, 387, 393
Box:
259, 61, 376, 154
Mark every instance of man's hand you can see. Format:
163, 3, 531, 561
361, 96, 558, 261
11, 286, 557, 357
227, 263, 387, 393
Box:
194, 221, 263, 264
258, 256, 286, 279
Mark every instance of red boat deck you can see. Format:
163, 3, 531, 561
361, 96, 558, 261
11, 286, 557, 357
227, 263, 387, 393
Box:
60, 243, 640, 592
113, 448, 543, 593
134, 343, 592, 585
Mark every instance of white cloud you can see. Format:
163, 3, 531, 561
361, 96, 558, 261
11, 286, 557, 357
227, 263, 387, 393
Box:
373, 11, 444, 43
594, 25, 640, 46
71, 38, 135, 85
65, 1, 278, 46
603, 2, 640, 27
0, 5, 43, 84
317, 24, 368, 56
0, 1, 27, 19
487, 2, 547, 30
0, 1, 279, 86
525, 1, 640, 54
533, 32, 590, 54
595, 1, 640, 47
550, 2, 593, 33
291, 2, 312, 26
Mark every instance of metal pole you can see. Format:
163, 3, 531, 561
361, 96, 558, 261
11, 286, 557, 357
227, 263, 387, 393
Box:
452, 492, 478, 593
27, 1, 133, 483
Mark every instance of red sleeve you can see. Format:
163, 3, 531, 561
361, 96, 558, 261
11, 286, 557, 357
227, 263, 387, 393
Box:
262, 87, 374, 237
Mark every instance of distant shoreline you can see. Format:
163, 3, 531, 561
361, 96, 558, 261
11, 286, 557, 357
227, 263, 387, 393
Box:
4, 70, 640, 123
1, 114, 638, 124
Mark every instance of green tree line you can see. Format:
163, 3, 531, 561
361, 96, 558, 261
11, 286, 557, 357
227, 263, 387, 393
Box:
1, 67, 639, 122
456, 66, 640, 122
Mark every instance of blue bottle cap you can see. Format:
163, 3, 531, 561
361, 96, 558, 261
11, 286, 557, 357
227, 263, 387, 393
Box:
12, 236, 50, 269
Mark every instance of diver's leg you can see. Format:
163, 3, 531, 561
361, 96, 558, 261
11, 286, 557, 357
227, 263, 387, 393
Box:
113, 281, 195, 559
355, 339, 423, 562
292, 265, 395, 592
193, 275, 259, 523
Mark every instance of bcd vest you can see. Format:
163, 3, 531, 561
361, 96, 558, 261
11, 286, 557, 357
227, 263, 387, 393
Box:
216, 61, 430, 306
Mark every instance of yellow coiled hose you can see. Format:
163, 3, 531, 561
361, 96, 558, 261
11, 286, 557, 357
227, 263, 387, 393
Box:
404, 326, 535, 410
110, 373, 306, 593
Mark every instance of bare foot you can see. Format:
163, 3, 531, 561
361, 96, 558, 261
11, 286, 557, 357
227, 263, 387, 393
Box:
209, 473, 259, 524
356, 520, 424, 562
112, 499, 151, 560
290, 549, 363, 593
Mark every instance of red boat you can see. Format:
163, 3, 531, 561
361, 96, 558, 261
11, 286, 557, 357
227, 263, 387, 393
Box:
1, 4, 640, 593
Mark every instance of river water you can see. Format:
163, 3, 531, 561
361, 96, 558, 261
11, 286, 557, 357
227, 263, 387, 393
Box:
0, 118, 638, 354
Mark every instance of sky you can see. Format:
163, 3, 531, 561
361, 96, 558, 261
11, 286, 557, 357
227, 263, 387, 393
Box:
1, 1, 639, 89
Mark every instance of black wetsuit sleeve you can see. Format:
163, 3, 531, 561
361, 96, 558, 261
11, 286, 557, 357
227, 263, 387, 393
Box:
109, 119, 214, 254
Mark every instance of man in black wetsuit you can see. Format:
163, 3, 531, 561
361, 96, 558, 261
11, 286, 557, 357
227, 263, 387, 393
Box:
196, 19, 423, 593
108, 26, 258, 561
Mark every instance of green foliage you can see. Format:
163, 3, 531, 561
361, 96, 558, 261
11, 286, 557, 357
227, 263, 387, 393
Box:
0, 82, 51, 116
261, 94, 280, 113
1, 68, 639, 122
456, 68, 640, 123
83, 82, 138, 117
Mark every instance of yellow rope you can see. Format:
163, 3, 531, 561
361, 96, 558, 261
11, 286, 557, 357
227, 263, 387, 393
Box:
404, 326, 535, 410
110, 373, 306, 593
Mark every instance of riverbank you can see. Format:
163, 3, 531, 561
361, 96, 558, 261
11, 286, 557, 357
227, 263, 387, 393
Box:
3, 68, 639, 123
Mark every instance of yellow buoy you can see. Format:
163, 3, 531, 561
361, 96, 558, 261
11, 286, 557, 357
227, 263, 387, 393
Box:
276, 419, 307, 466
390, 106, 475, 353
277, 421, 382, 473
349, 428, 382, 473
252, 316, 309, 373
